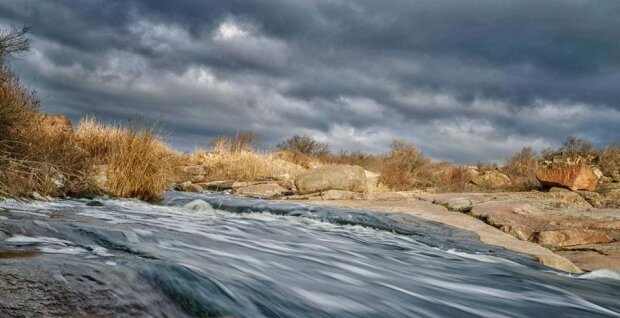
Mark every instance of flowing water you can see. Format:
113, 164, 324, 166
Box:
0, 191, 619, 317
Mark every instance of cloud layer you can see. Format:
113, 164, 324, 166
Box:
1, 0, 619, 162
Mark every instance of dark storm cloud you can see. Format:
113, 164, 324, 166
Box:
0, 0, 619, 162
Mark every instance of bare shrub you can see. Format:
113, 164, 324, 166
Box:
502, 147, 540, 191
599, 143, 620, 178
379, 140, 431, 190
276, 135, 330, 158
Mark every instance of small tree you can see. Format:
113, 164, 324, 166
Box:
276, 135, 330, 157
0, 26, 29, 59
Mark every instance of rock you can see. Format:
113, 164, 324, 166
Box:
536, 164, 599, 191
86, 200, 104, 207
549, 187, 571, 193
190, 174, 207, 183
269, 159, 306, 181
537, 229, 613, 247
363, 192, 411, 201
233, 183, 289, 199
577, 191, 603, 207
471, 202, 549, 241
31, 162, 65, 190
175, 182, 203, 193
364, 170, 381, 185
536, 255, 584, 274
592, 166, 604, 179
88, 165, 109, 193
295, 164, 367, 194
284, 193, 322, 200
201, 180, 234, 191
320, 190, 363, 200
470, 170, 511, 189
31, 192, 51, 201
182, 165, 206, 175
39, 114, 73, 135
183, 199, 216, 212
440, 197, 474, 212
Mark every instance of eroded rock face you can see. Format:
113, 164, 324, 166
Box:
471, 171, 511, 189
295, 165, 367, 194
537, 229, 613, 247
536, 164, 599, 191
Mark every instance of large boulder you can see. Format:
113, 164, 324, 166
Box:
470, 170, 511, 189
536, 164, 599, 191
295, 165, 367, 194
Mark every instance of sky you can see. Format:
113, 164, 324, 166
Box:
0, 0, 619, 163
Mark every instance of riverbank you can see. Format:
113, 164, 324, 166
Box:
294, 190, 620, 274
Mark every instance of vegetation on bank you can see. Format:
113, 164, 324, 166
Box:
1, 27, 619, 202
0, 27, 182, 201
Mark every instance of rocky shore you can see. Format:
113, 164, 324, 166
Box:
175, 162, 620, 273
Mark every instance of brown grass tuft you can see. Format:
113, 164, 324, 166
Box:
75, 119, 181, 201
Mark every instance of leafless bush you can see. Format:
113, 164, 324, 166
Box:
276, 135, 330, 158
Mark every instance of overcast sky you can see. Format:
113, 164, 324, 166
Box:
1, 1, 619, 163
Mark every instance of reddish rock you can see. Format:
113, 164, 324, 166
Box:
537, 229, 613, 247
536, 164, 599, 191
39, 114, 73, 135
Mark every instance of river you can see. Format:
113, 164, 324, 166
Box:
1, 191, 619, 317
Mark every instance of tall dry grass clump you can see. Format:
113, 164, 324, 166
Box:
75, 119, 181, 201
192, 134, 309, 182
0, 27, 92, 197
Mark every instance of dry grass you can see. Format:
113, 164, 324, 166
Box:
196, 147, 307, 183
502, 147, 540, 191
75, 118, 182, 201
210, 131, 260, 153
600, 143, 620, 178
0, 60, 91, 198
379, 140, 432, 191
433, 163, 474, 193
